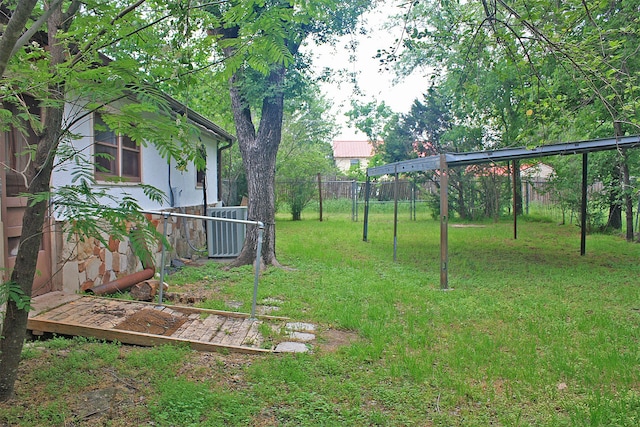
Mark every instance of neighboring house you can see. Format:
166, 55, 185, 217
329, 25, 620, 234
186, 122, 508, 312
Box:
1, 94, 235, 297
466, 162, 554, 181
520, 163, 554, 181
332, 140, 375, 173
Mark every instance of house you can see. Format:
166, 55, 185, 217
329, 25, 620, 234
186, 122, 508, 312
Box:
1, 94, 235, 297
332, 140, 375, 172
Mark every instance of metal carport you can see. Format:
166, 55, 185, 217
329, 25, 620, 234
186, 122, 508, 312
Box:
364, 135, 640, 290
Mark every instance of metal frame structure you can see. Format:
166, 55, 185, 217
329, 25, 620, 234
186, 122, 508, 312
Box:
142, 210, 264, 319
364, 135, 640, 290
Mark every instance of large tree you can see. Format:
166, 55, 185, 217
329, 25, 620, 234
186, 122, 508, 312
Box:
386, 0, 640, 229
202, 0, 373, 267
0, 0, 203, 401
0, 0, 82, 401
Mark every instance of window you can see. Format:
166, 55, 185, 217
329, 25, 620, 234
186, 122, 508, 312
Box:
94, 113, 140, 181
350, 159, 360, 167
196, 145, 207, 188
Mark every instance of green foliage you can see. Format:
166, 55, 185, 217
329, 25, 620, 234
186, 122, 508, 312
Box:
276, 86, 337, 220
0, 280, 31, 314
345, 100, 394, 142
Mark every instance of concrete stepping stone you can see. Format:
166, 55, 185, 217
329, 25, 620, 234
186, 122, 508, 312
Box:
285, 322, 316, 332
275, 341, 309, 353
289, 331, 315, 342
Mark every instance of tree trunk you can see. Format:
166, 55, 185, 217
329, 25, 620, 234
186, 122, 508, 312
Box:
0, 5, 66, 401
0, 0, 39, 77
452, 175, 467, 220
622, 156, 634, 241
227, 66, 285, 268
513, 160, 523, 215
607, 161, 623, 230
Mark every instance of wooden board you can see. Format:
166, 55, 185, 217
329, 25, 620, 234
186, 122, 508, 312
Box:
27, 294, 286, 354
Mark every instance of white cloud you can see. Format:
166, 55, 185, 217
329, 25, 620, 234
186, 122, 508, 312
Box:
303, 7, 432, 140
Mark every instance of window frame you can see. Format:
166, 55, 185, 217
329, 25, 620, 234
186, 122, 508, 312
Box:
195, 144, 207, 189
93, 112, 141, 183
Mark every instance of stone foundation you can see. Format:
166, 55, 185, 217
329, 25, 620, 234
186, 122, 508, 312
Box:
53, 205, 212, 294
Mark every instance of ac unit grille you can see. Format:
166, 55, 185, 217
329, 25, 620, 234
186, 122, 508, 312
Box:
206, 207, 248, 258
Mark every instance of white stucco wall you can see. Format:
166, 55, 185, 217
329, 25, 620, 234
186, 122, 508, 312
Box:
335, 157, 371, 173
48, 102, 229, 292
51, 103, 221, 220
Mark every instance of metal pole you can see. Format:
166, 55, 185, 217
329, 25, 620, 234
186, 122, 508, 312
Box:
352, 180, 357, 222
251, 224, 264, 319
393, 166, 398, 262
526, 181, 530, 215
317, 173, 323, 222
581, 152, 588, 256
440, 154, 449, 290
141, 210, 264, 314
412, 180, 417, 221
513, 160, 517, 240
157, 212, 169, 305
363, 176, 371, 241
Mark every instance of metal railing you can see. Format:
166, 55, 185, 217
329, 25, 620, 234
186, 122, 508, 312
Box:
142, 210, 264, 319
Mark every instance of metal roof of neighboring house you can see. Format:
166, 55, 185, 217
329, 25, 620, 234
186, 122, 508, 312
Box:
333, 140, 375, 158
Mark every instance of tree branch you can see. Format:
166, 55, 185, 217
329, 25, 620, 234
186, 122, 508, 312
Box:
0, 0, 39, 77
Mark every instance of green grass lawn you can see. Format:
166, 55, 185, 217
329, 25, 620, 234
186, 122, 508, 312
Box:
3, 209, 640, 426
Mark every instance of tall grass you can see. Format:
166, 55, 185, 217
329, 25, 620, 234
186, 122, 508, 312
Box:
3, 210, 640, 426
248, 213, 640, 425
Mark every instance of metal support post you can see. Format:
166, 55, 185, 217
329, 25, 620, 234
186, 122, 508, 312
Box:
393, 166, 398, 262
157, 212, 169, 305
440, 154, 449, 290
581, 153, 588, 256
512, 160, 517, 240
251, 224, 264, 320
352, 180, 357, 222
363, 176, 371, 241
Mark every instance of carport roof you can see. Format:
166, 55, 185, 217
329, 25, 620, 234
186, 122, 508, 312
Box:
367, 135, 640, 176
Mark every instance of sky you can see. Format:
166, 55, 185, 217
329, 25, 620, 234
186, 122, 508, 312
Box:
302, 7, 432, 140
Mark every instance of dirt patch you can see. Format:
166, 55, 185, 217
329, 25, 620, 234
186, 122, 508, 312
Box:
316, 329, 360, 353
114, 309, 186, 336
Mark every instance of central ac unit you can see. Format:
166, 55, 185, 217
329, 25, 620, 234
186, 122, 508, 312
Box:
206, 206, 248, 258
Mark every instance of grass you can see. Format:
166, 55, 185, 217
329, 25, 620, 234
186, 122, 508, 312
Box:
2, 208, 640, 425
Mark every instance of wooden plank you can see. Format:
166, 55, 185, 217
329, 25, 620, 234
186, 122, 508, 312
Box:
170, 314, 200, 337
173, 313, 203, 339
186, 320, 210, 342
166, 304, 289, 321
72, 301, 115, 326
26, 295, 288, 354
197, 315, 228, 343
92, 299, 134, 329
40, 299, 95, 322
241, 320, 265, 348
94, 315, 123, 330
26, 317, 272, 354
65, 299, 121, 326
189, 314, 224, 342
34, 298, 90, 320
159, 306, 179, 316
217, 318, 245, 346
74, 295, 288, 320
29, 292, 83, 317
226, 318, 255, 347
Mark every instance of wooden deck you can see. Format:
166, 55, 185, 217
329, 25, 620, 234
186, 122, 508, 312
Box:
27, 292, 288, 354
